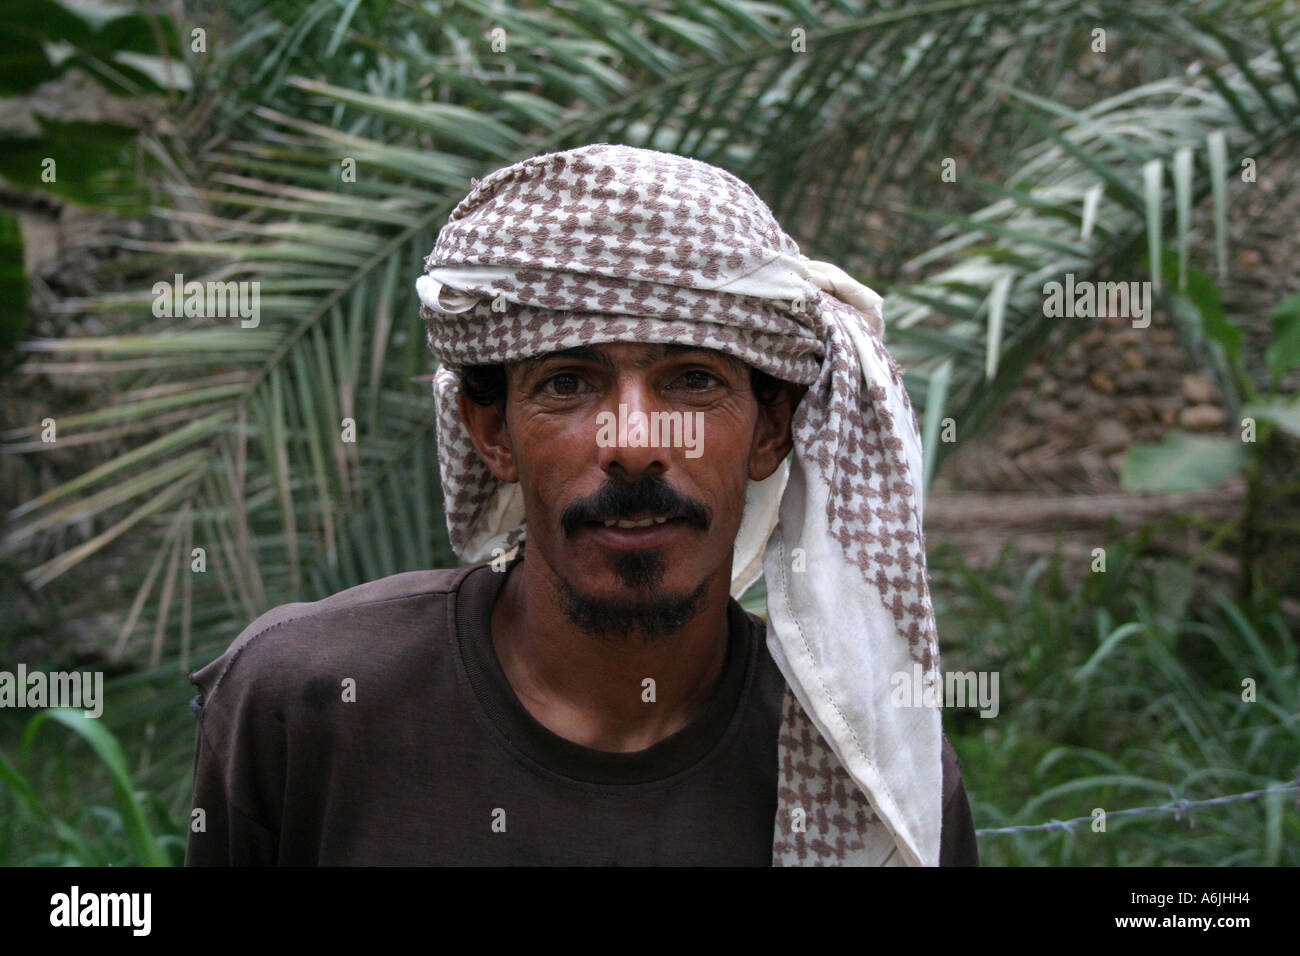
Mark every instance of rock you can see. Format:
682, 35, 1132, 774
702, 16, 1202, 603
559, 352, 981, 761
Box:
1089, 370, 1116, 394
1060, 386, 1088, 407
1179, 404, 1227, 430
1123, 349, 1144, 370
1181, 374, 1218, 404
1095, 419, 1131, 453
1124, 397, 1152, 422
1027, 399, 1064, 423
1114, 370, 1152, 393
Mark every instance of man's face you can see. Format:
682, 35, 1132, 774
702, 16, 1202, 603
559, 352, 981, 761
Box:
458, 342, 797, 640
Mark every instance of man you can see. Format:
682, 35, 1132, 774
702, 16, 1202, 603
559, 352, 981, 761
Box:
186, 144, 978, 866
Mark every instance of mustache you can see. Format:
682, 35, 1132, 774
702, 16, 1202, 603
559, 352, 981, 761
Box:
560, 475, 711, 536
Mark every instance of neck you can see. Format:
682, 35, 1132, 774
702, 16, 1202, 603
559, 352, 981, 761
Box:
488, 550, 734, 753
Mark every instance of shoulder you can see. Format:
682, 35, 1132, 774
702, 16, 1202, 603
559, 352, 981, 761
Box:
188, 564, 478, 712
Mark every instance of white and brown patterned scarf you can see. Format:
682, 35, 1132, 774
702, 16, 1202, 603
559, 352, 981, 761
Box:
416, 144, 942, 866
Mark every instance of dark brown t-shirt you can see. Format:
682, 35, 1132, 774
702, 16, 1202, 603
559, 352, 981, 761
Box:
185, 557, 979, 866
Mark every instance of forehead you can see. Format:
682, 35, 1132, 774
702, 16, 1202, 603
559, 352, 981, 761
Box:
511, 342, 747, 373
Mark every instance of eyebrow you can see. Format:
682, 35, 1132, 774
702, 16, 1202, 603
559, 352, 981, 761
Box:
520, 343, 734, 373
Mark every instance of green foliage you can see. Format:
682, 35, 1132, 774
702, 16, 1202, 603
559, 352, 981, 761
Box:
1266, 291, 1300, 383
0, 0, 187, 96
0, 0, 190, 377
1122, 432, 1246, 492
1121, 275, 1300, 600
0, 709, 176, 866
5, 537, 1292, 866
0, 119, 147, 210
3, 0, 1300, 867
1243, 397, 1300, 438
1169, 251, 1239, 363
9, 0, 1300, 665
0, 0, 189, 211
0, 211, 27, 351
933, 538, 1300, 865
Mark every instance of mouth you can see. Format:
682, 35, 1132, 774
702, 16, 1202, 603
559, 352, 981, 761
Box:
586, 513, 679, 529
579, 513, 693, 548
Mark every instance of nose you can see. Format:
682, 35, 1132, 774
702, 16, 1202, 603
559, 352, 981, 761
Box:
595, 373, 669, 478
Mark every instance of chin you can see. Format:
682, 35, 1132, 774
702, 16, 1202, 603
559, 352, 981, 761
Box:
556, 563, 713, 643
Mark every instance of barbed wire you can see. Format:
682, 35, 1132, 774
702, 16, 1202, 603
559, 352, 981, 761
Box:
975, 778, 1300, 836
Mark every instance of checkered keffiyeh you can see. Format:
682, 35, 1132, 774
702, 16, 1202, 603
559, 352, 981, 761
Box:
416, 144, 942, 866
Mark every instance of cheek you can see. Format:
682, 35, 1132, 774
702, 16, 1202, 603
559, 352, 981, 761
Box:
694, 407, 758, 509
704, 405, 757, 462
511, 411, 592, 502
515, 405, 591, 444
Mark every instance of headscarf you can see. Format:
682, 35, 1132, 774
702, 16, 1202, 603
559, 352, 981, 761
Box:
416, 144, 942, 866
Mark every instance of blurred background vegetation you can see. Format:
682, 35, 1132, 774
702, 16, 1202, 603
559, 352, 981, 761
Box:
1, 0, 1297, 865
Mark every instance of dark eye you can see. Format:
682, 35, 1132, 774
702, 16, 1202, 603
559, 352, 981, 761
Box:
543, 372, 583, 395
680, 369, 722, 389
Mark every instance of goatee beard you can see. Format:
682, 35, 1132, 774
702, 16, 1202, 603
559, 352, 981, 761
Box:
556, 549, 709, 643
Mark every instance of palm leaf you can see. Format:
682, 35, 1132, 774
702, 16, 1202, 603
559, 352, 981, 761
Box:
4, 0, 1297, 715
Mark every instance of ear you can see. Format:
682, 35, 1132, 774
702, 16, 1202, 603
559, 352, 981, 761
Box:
458, 392, 519, 483
748, 384, 805, 481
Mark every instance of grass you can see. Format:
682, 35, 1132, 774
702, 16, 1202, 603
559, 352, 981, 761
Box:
2, 531, 1296, 865
0, 672, 195, 866
931, 535, 1300, 865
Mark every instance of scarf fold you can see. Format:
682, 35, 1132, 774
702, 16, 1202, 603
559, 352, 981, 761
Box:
417, 144, 942, 866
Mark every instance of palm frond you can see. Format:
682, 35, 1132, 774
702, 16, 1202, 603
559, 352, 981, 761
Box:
5, 0, 1297, 692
